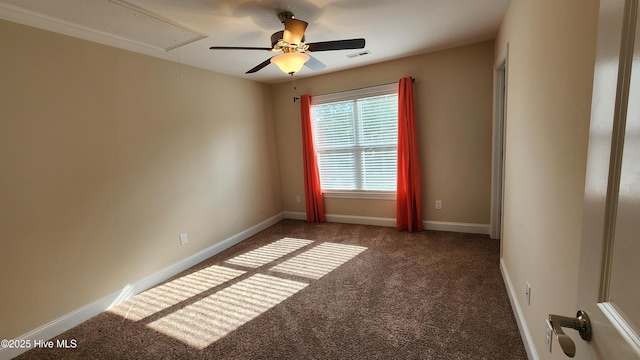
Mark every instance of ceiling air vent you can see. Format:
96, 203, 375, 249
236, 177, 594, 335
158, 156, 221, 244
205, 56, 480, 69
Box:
346, 50, 371, 59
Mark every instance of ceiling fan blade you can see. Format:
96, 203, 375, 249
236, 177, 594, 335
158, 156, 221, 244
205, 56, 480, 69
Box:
307, 38, 366, 52
304, 55, 326, 71
283, 18, 308, 45
210, 46, 271, 51
246, 57, 273, 74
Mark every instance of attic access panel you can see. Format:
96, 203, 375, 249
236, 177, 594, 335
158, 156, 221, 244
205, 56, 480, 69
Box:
0, 0, 207, 51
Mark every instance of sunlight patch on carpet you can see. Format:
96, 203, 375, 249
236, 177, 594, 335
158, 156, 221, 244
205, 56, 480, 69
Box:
224, 237, 314, 268
108, 265, 245, 321
109, 238, 367, 349
146, 274, 308, 349
269, 243, 367, 279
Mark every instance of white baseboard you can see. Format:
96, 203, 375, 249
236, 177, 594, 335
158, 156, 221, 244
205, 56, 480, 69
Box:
283, 212, 396, 227
282, 211, 307, 220
500, 258, 538, 360
0, 288, 126, 360
423, 220, 490, 235
0, 213, 285, 360
282, 212, 490, 235
326, 214, 397, 227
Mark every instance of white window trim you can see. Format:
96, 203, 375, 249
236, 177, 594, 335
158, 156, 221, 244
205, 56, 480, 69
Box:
311, 83, 397, 105
322, 190, 396, 200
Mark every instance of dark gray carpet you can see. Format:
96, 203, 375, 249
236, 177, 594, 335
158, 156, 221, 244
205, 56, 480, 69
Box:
16, 220, 527, 359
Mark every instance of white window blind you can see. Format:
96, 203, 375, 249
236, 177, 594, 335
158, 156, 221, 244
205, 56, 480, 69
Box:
310, 83, 398, 193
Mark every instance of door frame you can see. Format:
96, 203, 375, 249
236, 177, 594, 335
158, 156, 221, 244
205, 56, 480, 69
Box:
490, 44, 509, 241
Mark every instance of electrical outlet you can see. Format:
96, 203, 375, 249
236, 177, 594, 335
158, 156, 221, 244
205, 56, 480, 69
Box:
545, 319, 553, 352
179, 233, 188, 246
435, 200, 443, 210
525, 281, 531, 306
296, 195, 301, 203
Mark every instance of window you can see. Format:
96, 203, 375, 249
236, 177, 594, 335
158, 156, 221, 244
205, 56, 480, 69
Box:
310, 83, 398, 197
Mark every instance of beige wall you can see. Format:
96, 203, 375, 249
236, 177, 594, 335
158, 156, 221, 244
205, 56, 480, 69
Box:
0, 20, 282, 339
272, 41, 495, 224
495, 0, 599, 358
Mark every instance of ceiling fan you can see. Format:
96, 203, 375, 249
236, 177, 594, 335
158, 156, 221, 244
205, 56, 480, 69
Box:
209, 11, 366, 75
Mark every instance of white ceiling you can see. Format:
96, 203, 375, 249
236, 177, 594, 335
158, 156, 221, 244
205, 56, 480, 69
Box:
0, 0, 511, 84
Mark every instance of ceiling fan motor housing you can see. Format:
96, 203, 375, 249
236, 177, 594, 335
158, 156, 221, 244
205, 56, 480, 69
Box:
271, 30, 305, 49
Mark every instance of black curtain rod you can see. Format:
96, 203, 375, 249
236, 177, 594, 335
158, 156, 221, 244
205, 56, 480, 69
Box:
293, 77, 416, 102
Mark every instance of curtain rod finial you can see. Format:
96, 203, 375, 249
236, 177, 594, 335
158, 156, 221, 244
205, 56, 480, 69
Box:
293, 96, 300, 102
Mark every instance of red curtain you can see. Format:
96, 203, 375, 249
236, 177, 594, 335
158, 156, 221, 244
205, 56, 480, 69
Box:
396, 77, 423, 232
300, 94, 326, 223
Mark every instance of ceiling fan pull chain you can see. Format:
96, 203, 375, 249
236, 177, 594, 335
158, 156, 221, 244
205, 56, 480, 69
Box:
291, 76, 298, 102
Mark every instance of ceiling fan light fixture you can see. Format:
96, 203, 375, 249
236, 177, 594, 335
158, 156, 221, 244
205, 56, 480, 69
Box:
270, 52, 310, 75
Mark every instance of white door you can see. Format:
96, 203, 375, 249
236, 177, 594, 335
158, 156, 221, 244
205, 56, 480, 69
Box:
573, 0, 640, 358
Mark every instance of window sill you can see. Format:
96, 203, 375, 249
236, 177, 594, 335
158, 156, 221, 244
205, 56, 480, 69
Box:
322, 191, 396, 200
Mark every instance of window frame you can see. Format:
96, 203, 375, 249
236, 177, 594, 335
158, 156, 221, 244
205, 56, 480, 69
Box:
310, 83, 398, 200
